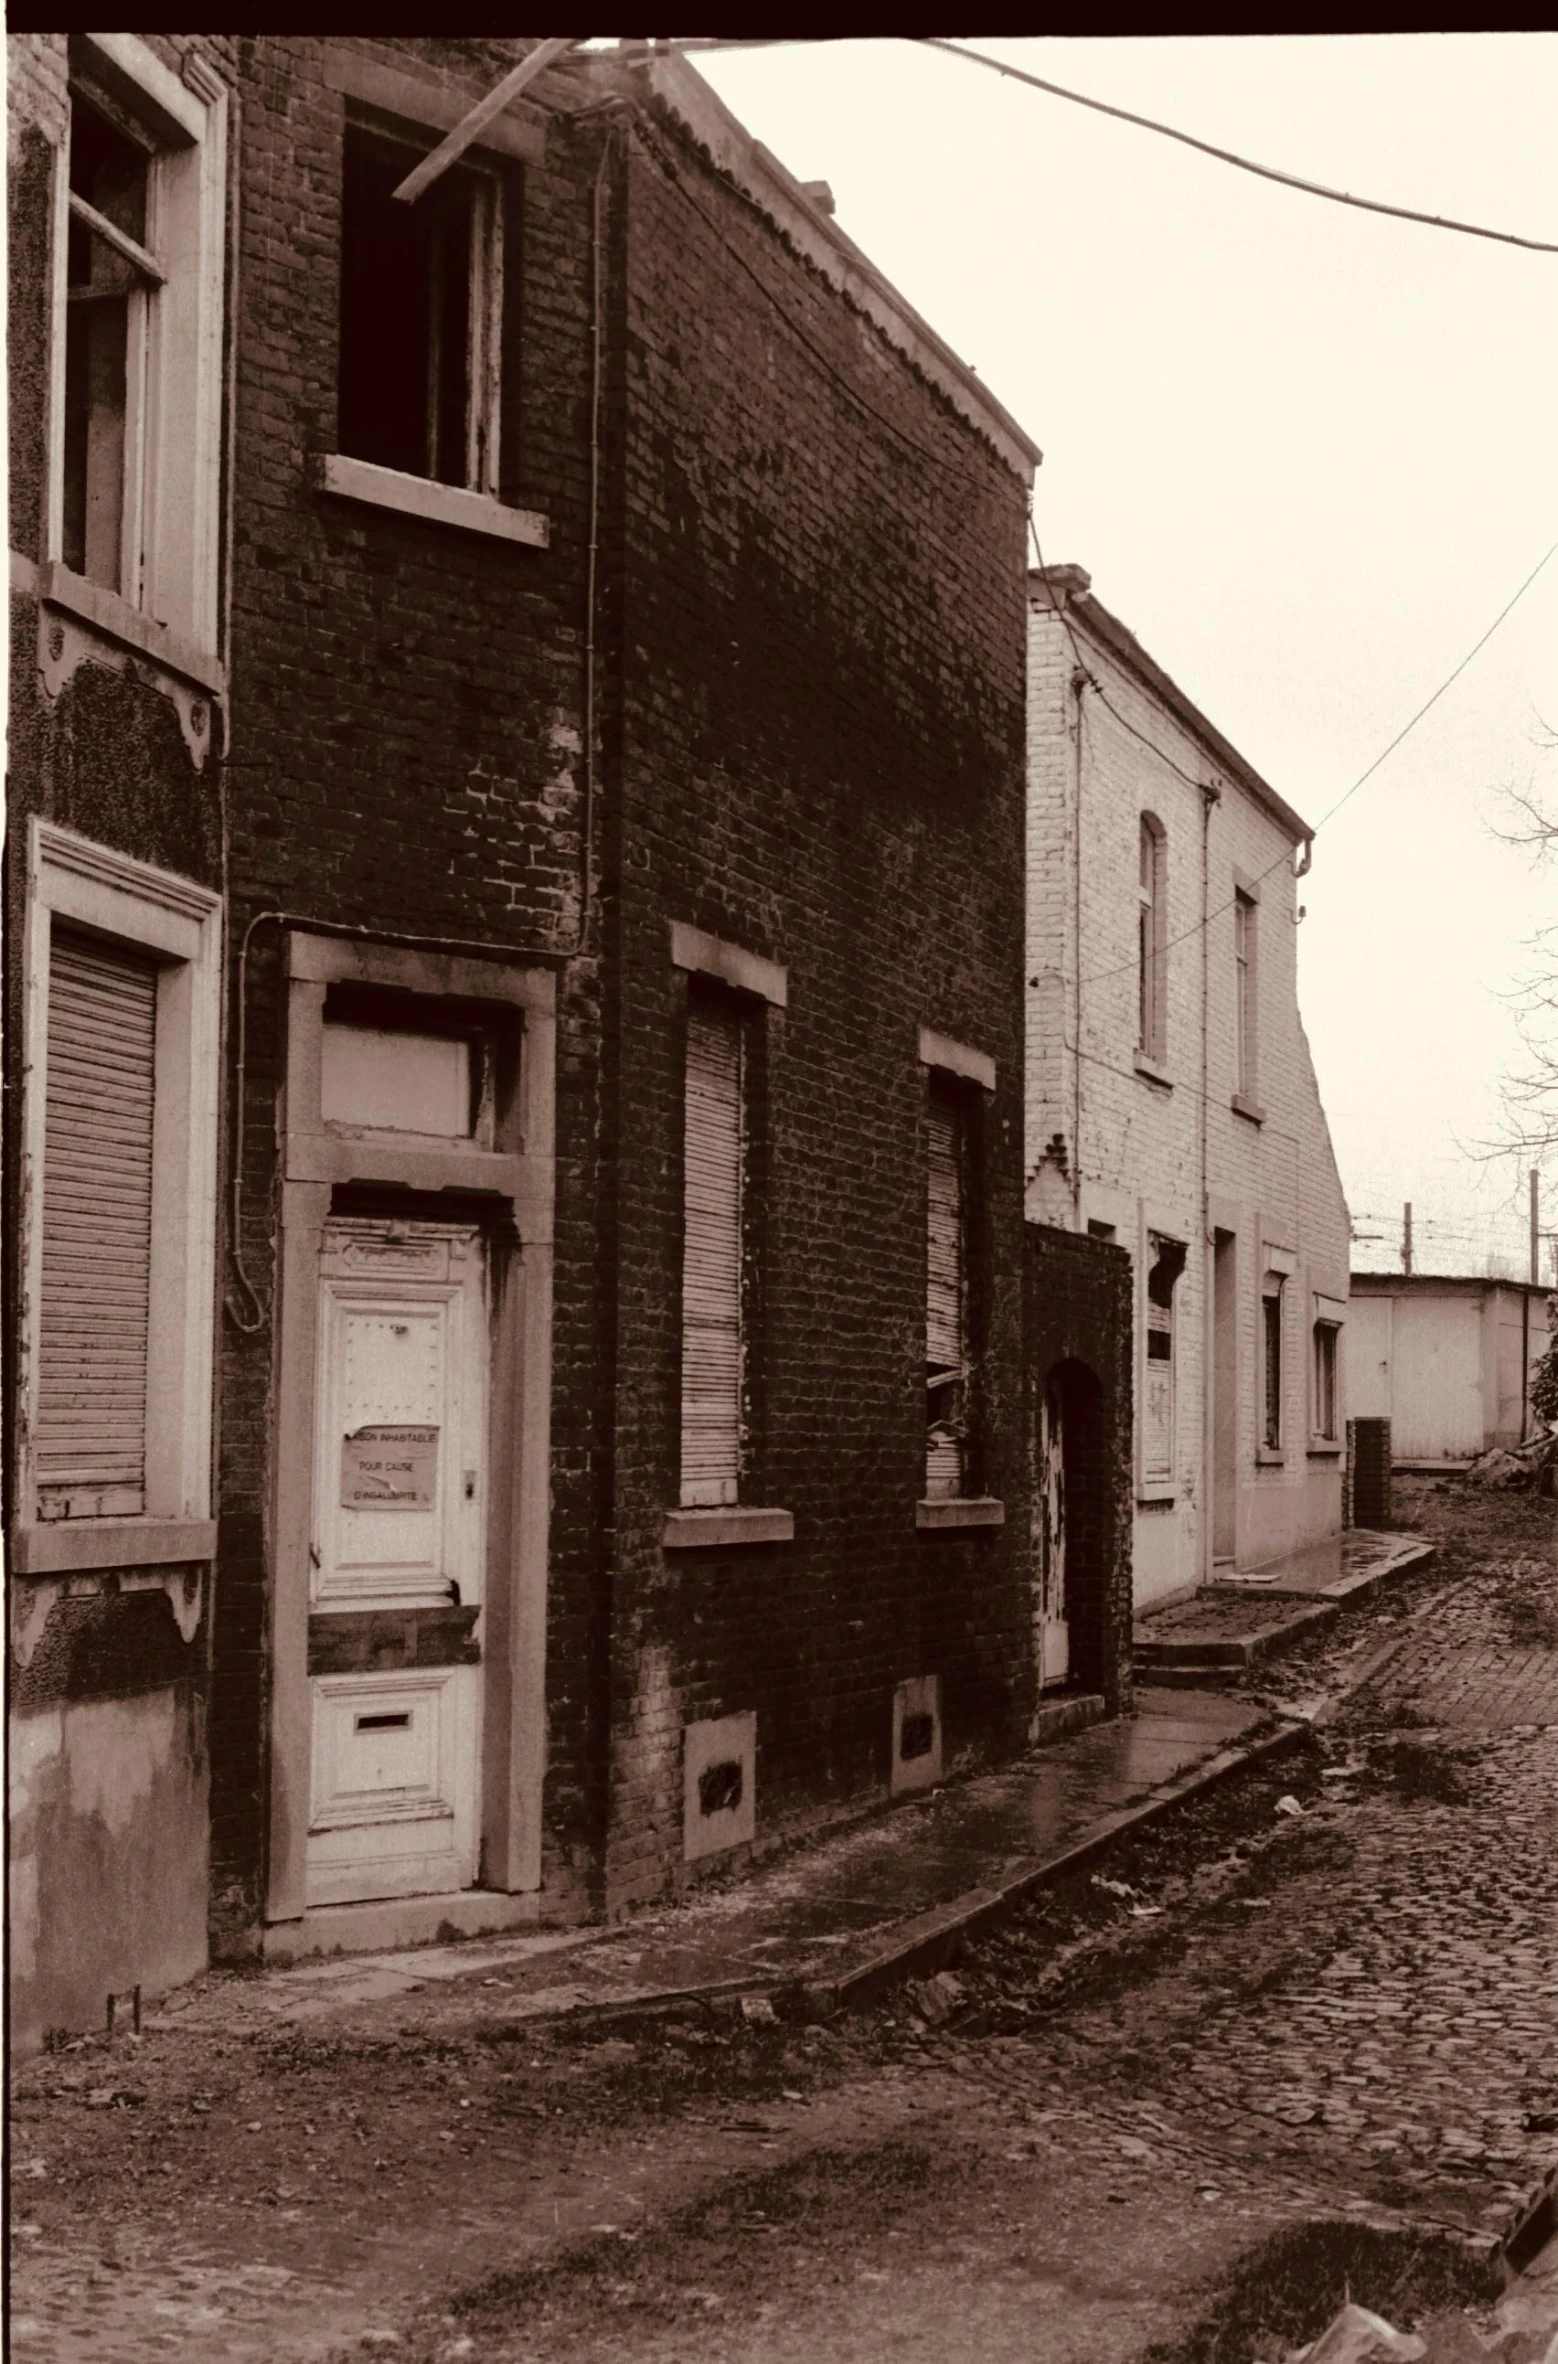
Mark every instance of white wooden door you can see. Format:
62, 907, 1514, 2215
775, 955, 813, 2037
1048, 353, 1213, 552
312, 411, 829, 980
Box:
1037, 1373, 1070, 1688
306, 1219, 487, 1908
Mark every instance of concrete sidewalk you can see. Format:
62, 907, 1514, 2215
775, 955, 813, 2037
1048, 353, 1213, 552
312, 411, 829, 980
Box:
1210, 1527, 1434, 1601
153, 1683, 1303, 2045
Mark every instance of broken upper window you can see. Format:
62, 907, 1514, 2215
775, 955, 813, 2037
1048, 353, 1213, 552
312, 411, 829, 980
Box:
337, 121, 501, 492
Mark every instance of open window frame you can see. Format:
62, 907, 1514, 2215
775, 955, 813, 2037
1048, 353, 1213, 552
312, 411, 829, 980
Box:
336, 111, 505, 500
44, 34, 228, 670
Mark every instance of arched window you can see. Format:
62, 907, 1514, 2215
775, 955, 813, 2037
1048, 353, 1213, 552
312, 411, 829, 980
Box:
1138, 813, 1167, 1061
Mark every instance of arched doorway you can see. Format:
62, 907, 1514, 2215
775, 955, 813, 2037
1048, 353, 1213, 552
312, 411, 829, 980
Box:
1033, 1357, 1108, 1694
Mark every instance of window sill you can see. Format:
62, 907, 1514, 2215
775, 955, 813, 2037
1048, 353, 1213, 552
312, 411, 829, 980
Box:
1134, 1052, 1173, 1090
12, 1516, 219, 1576
1308, 1441, 1343, 1458
1232, 1092, 1267, 1126
916, 1496, 1004, 1530
1136, 1489, 1176, 1509
38, 562, 225, 697
317, 453, 550, 550
663, 1506, 794, 1550
1255, 1445, 1286, 1467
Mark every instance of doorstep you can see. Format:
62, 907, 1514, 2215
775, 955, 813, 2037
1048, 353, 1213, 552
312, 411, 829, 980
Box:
1133, 1596, 1338, 1687
260, 1885, 551, 1967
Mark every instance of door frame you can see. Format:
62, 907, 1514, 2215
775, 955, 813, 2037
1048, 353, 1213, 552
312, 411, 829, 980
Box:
1211, 1224, 1238, 1566
265, 931, 555, 1930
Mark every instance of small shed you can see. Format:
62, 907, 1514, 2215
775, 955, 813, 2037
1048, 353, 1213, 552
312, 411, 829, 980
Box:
1347, 1274, 1553, 1464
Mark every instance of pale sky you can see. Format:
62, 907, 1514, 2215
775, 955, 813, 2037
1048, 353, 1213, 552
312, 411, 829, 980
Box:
687, 34, 1558, 1283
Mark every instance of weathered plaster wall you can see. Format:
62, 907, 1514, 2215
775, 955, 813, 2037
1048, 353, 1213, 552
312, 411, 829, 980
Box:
6, 34, 229, 2053
9, 1578, 209, 2056
1026, 579, 1352, 1602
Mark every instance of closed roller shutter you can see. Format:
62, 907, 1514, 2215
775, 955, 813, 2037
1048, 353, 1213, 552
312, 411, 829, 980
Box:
926, 1095, 966, 1499
681, 999, 744, 1507
35, 927, 159, 1518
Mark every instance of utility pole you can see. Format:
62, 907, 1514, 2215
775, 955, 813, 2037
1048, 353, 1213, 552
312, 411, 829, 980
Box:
1402, 1200, 1413, 1277
1531, 1168, 1540, 1287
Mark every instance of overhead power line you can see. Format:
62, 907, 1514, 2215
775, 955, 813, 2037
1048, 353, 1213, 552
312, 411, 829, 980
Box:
628, 37, 1558, 256
1035, 522, 1558, 988
917, 39, 1558, 256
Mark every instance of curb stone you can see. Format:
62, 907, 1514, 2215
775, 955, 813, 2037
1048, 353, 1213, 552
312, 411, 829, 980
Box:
781, 1717, 1312, 2018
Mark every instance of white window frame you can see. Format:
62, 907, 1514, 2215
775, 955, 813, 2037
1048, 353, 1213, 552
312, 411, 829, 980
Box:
13, 820, 222, 1574
1233, 873, 1261, 1113
45, 36, 227, 662
1138, 812, 1167, 1065
1139, 1225, 1187, 1502
1311, 1292, 1346, 1450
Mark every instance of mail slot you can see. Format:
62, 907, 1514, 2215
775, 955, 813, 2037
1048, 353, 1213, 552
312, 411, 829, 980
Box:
355, 1710, 412, 1732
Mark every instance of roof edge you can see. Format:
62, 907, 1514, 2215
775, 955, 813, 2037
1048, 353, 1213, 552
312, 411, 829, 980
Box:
1031, 566, 1313, 847
614, 49, 1041, 485
1349, 1271, 1553, 1296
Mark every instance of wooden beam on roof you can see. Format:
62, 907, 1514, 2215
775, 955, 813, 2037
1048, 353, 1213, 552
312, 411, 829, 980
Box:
392, 38, 580, 203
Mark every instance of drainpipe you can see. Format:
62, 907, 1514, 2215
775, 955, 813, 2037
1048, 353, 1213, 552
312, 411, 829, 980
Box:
1200, 779, 1220, 1585
1070, 663, 1087, 1222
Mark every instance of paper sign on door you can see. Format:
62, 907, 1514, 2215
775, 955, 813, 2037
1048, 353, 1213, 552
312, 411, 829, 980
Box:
341, 1425, 439, 1510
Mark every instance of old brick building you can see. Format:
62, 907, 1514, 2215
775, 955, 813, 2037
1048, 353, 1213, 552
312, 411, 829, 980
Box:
7, 35, 1046, 2047
1026, 565, 1351, 1608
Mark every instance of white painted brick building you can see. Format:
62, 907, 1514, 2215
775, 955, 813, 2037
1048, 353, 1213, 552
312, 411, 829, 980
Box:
1026, 567, 1351, 1608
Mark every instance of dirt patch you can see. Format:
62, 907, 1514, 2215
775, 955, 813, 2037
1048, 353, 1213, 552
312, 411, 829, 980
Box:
422, 2137, 960, 2362
1500, 1565, 1558, 1649
1138, 2217, 1500, 2364
1360, 1733, 1484, 1806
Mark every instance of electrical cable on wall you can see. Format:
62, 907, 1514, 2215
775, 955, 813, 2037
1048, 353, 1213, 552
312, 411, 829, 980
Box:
1031, 516, 1558, 989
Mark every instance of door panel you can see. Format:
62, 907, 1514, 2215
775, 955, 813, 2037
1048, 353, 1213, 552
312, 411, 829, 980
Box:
1037, 1373, 1069, 1689
306, 1219, 486, 1908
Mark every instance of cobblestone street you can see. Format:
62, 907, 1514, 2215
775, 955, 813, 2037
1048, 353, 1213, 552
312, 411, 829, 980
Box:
10, 1479, 1557, 2362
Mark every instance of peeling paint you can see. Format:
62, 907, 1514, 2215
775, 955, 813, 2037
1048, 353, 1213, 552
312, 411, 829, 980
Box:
37, 610, 213, 769
120, 1565, 205, 1645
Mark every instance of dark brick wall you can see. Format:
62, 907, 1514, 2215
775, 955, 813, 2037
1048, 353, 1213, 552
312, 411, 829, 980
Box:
1348, 1417, 1392, 1530
1024, 1223, 1134, 1713
11, 37, 1039, 1954
598, 108, 1034, 1902
211, 39, 614, 1940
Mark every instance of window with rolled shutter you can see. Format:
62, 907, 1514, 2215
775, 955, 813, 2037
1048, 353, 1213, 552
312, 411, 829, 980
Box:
35, 926, 159, 1519
925, 1092, 967, 1500
680, 997, 745, 1507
